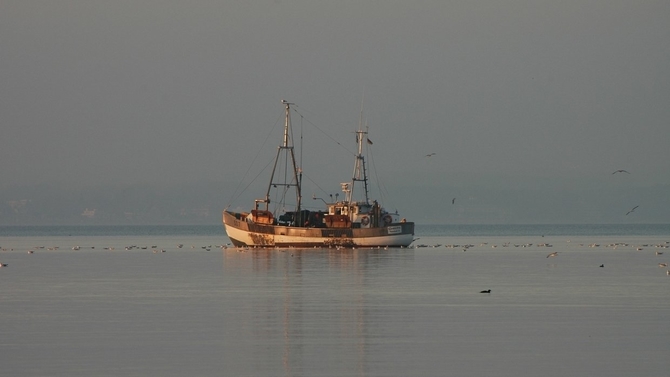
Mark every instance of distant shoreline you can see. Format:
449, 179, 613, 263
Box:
1, 224, 668, 238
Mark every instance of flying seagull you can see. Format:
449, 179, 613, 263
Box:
612, 169, 630, 174
625, 205, 639, 215
452, 198, 456, 205
425, 153, 436, 157
546, 251, 559, 258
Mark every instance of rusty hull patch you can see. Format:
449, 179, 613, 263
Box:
323, 238, 355, 247
249, 232, 274, 246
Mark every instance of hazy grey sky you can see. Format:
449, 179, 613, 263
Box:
2, 1, 669, 223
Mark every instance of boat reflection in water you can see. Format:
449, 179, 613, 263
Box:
221, 247, 415, 375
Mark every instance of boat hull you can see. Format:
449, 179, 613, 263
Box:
223, 211, 414, 248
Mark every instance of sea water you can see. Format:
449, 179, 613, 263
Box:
1, 224, 669, 376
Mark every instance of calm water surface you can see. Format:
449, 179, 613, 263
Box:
1, 225, 669, 376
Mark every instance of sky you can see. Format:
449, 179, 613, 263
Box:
1, 1, 669, 224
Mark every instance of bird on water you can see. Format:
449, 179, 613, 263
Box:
480, 289, 491, 293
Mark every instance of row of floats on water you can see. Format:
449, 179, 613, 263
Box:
414, 242, 553, 249
1, 244, 234, 253
413, 241, 669, 250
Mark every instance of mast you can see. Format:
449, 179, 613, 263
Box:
349, 126, 370, 205
260, 100, 302, 220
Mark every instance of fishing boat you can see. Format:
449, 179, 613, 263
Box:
222, 100, 414, 248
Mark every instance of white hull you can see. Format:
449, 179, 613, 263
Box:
223, 211, 414, 248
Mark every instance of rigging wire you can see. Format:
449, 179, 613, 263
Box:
367, 143, 391, 208
292, 107, 356, 158
299, 112, 304, 181
224, 111, 285, 209
226, 103, 397, 214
